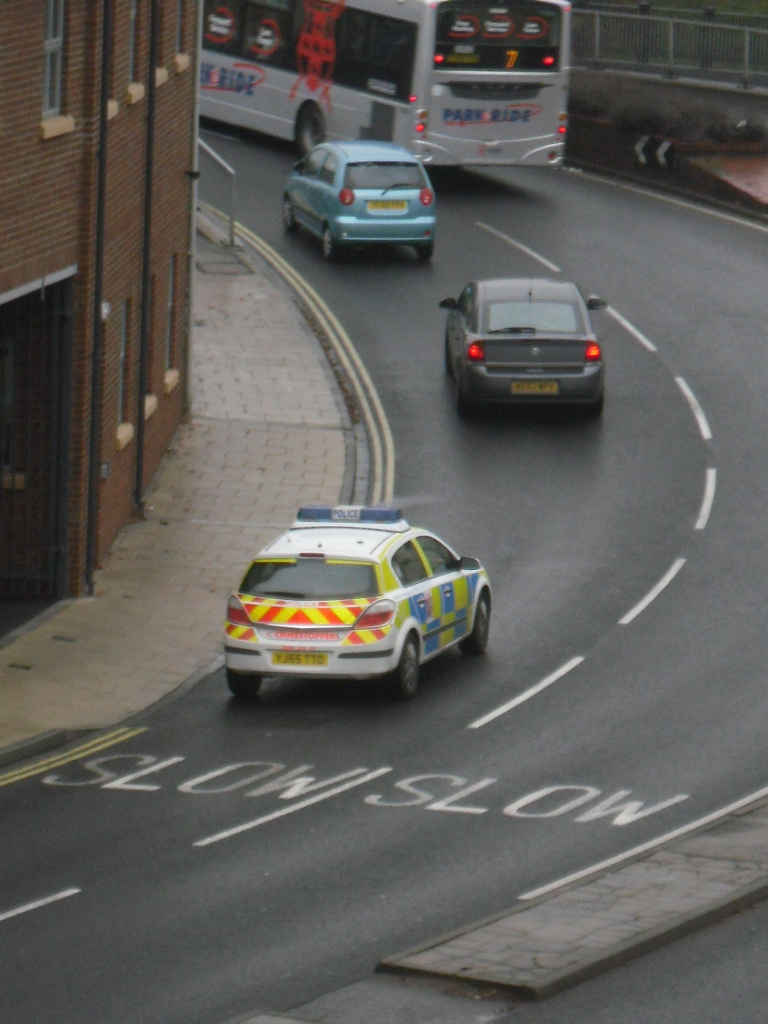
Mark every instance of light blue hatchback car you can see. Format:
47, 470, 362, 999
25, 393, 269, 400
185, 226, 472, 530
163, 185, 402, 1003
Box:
282, 141, 436, 262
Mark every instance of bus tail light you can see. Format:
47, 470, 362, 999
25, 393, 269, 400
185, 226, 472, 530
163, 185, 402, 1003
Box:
339, 187, 355, 206
419, 187, 434, 206
585, 342, 602, 362
467, 341, 484, 362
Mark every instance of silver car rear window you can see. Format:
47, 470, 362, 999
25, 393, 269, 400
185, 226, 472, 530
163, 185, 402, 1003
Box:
240, 559, 380, 600
344, 162, 426, 190
485, 301, 583, 334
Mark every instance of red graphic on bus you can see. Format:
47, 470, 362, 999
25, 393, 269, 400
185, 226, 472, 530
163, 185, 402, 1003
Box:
289, 0, 345, 110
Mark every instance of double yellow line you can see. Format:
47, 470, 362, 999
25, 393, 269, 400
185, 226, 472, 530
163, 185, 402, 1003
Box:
198, 203, 395, 504
0, 726, 147, 788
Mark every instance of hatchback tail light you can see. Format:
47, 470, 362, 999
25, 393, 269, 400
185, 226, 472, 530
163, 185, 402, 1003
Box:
227, 595, 251, 626
419, 187, 434, 206
585, 342, 602, 362
467, 341, 484, 362
338, 187, 355, 206
355, 600, 396, 630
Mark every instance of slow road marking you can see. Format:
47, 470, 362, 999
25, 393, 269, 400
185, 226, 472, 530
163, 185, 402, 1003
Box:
0, 727, 147, 788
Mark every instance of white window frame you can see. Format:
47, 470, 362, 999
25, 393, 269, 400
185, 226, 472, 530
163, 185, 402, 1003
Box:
43, 0, 65, 117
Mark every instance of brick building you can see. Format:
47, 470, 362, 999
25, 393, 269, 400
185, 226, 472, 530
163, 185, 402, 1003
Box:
0, 1, 198, 599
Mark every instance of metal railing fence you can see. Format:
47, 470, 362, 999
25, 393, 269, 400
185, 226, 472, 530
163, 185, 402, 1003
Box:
573, 4, 768, 32
198, 138, 237, 247
572, 9, 768, 86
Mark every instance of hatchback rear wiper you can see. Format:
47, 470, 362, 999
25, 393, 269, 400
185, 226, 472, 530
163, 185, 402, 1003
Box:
487, 326, 537, 334
380, 182, 416, 195
259, 590, 307, 599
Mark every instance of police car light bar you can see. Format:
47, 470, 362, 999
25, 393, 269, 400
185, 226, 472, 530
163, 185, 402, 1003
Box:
297, 505, 405, 524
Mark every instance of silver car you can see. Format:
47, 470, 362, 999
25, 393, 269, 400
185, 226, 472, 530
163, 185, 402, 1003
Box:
441, 279, 607, 416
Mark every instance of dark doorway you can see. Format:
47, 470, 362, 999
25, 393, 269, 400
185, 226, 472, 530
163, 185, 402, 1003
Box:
0, 279, 73, 599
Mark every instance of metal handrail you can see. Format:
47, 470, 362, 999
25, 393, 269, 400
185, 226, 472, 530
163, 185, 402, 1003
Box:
573, 8, 768, 87
198, 138, 237, 246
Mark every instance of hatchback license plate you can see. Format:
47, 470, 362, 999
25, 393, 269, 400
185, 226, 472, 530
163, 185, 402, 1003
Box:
512, 381, 559, 394
272, 651, 328, 667
368, 200, 407, 212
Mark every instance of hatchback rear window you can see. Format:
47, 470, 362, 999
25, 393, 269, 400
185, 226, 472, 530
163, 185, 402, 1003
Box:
484, 301, 583, 334
344, 162, 426, 190
240, 559, 380, 600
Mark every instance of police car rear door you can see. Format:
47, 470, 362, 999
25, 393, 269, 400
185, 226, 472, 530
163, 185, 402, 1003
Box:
414, 534, 468, 654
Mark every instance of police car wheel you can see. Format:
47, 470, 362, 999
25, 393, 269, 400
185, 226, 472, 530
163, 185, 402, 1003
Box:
226, 668, 263, 700
444, 333, 454, 377
460, 591, 490, 655
391, 634, 420, 700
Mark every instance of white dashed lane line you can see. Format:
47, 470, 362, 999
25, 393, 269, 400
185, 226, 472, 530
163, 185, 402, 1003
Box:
0, 888, 80, 924
618, 557, 687, 626
475, 222, 562, 274
675, 377, 713, 442
695, 468, 717, 530
468, 656, 585, 730
605, 306, 658, 352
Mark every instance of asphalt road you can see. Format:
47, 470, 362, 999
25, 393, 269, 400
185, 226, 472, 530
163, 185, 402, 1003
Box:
1, 128, 766, 1024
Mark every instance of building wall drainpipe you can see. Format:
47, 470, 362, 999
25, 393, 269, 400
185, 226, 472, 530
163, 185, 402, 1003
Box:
85, 0, 114, 595
135, 0, 159, 517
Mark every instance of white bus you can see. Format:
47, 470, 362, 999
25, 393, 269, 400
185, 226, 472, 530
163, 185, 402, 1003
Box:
200, 0, 571, 166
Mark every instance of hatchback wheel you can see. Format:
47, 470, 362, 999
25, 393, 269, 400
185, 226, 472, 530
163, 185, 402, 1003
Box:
390, 634, 419, 700
416, 242, 433, 263
444, 333, 454, 377
454, 372, 472, 417
460, 591, 490, 655
322, 225, 339, 262
226, 668, 263, 700
585, 391, 605, 417
282, 196, 299, 233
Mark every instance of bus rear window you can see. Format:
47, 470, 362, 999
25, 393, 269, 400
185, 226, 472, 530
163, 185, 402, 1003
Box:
435, 2, 561, 71
240, 559, 380, 600
344, 162, 426, 190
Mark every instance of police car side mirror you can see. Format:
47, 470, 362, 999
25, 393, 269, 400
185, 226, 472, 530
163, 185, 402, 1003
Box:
587, 296, 608, 311
439, 297, 458, 310
458, 555, 480, 571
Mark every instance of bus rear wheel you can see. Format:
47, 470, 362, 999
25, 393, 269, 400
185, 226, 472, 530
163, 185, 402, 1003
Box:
295, 103, 325, 156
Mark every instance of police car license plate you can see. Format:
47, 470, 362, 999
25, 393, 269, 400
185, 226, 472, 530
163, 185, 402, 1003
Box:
367, 200, 407, 213
272, 651, 328, 667
512, 381, 559, 394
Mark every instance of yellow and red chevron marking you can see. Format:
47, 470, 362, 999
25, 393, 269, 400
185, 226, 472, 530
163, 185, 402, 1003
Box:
342, 626, 391, 646
239, 596, 376, 627
225, 623, 257, 641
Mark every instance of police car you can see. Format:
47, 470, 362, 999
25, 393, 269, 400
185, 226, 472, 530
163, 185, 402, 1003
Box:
224, 506, 491, 700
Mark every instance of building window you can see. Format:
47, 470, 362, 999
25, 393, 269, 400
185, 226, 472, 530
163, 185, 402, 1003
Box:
43, 0, 65, 117
165, 257, 176, 369
117, 300, 130, 424
176, 0, 185, 51
129, 0, 140, 83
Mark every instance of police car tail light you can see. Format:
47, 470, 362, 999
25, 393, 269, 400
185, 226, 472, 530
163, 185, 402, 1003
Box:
585, 342, 602, 362
467, 341, 484, 362
355, 600, 396, 630
419, 187, 434, 206
227, 596, 251, 626
339, 188, 355, 206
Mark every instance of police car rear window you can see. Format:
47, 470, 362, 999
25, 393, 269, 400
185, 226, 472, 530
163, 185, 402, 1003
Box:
240, 559, 380, 600
344, 162, 426, 190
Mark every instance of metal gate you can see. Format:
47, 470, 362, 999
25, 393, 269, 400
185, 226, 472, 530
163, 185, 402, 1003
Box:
0, 279, 73, 598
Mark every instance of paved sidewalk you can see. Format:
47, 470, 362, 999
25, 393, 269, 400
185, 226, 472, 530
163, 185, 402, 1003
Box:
0, 220, 352, 755
382, 796, 768, 999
